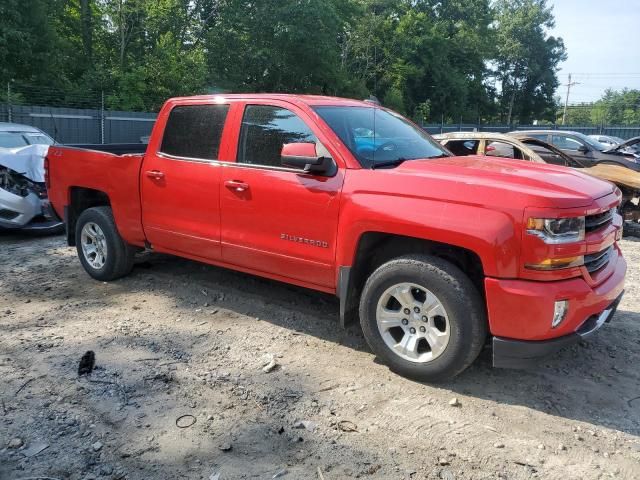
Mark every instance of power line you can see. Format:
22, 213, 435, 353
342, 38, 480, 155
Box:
570, 72, 640, 76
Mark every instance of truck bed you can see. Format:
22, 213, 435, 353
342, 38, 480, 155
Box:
47, 145, 147, 246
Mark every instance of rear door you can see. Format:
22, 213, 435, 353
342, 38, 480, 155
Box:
141, 102, 231, 260
219, 100, 344, 289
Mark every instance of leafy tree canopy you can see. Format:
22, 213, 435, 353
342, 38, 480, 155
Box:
1, 0, 572, 123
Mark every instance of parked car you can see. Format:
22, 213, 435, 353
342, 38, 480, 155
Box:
514, 130, 640, 171
434, 132, 640, 236
603, 136, 640, 160
589, 134, 624, 148
0, 123, 62, 234
46, 95, 626, 381
0, 122, 55, 149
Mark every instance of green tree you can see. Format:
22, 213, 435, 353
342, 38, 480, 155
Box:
342, 0, 494, 120
1, 0, 572, 119
493, 0, 566, 124
205, 0, 356, 94
0, 0, 63, 86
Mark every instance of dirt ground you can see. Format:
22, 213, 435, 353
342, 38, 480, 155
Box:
0, 233, 639, 480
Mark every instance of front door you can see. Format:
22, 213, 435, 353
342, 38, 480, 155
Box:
552, 134, 596, 166
220, 102, 344, 289
141, 103, 230, 260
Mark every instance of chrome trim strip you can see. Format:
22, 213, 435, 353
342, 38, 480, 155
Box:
222, 162, 306, 174
156, 152, 219, 165
155, 153, 306, 173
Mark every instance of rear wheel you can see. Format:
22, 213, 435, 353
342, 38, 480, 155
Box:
75, 206, 135, 281
359, 254, 487, 382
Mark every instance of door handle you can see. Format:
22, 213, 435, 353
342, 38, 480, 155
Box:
225, 180, 249, 192
146, 170, 165, 180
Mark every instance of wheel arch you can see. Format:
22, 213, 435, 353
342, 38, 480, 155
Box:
338, 232, 486, 327
65, 187, 111, 246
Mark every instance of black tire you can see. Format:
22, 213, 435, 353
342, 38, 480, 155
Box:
359, 254, 487, 382
75, 206, 135, 281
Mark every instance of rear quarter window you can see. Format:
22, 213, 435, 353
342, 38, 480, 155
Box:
446, 140, 479, 156
160, 104, 229, 160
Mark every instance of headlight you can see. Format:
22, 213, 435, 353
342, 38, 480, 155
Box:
527, 216, 585, 244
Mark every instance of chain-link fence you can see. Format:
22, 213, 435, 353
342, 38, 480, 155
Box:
0, 83, 157, 144
2, 82, 640, 144
0, 104, 156, 144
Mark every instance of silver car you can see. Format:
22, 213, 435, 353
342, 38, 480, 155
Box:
588, 134, 625, 148
0, 123, 63, 234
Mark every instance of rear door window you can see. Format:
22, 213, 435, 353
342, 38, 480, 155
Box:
160, 104, 229, 160
552, 135, 582, 151
445, 140, 479, 156
485, 141, 523, 159
526, 133, 549, 142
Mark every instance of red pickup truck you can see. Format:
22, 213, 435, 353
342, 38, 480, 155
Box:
46, 94, 626, 381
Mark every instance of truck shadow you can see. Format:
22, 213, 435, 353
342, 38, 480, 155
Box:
126, 254, 640, 437
2, 236, 639, 440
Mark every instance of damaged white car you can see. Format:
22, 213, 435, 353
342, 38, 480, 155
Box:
0, 123, 63, 234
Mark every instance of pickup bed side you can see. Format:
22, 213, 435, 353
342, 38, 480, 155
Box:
48, 147, 146, 247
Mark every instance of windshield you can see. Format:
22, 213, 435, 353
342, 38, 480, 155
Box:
314, 106, 449, 167
573, 132, 607, 151
0, 132, 29, 148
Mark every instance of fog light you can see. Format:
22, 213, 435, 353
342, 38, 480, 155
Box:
552, 300, 569, 328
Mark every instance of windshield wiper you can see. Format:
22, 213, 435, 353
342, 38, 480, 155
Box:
371, 158, 407, 169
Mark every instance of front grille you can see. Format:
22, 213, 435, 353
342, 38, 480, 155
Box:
585, 209, 613, 233
584, 246, 612, 273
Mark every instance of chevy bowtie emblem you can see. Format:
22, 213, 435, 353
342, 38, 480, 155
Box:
280, 233, 329, 248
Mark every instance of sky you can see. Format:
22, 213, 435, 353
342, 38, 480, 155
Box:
547, 0, 640, 103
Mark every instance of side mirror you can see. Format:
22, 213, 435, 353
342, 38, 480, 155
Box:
577, 145, 589, 153
281, 142, 336, 176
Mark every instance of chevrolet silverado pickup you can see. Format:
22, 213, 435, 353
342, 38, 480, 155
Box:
46, 94, 626, 381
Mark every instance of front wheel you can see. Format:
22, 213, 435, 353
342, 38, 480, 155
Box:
75, 206, 135, 281
359, 254, 487, 382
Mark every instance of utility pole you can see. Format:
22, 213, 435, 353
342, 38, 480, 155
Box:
100, 90, 105, 144
7, 81, 12, 123
562, 74, 580, 125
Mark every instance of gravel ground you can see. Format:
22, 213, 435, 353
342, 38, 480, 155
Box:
0, 233, 639, 480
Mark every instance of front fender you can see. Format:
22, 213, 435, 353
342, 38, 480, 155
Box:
335, 191, 521, 278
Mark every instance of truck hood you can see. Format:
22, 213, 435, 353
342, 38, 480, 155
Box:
387, 155, 614, 209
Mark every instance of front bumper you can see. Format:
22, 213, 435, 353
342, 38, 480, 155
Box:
492, 292, 623, 368
0, 187, 63, 232
486, 244, 626, 369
